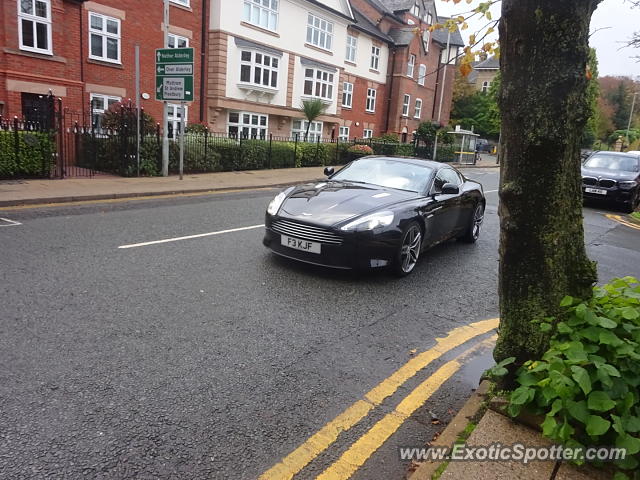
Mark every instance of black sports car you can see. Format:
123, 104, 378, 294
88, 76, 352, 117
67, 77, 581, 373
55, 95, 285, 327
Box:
263, 156, 485, 276
581, 151, 640, 212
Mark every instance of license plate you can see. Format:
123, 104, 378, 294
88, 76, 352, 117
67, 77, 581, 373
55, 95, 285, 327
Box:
585, 187, 607, 195
281, 235, 321, 254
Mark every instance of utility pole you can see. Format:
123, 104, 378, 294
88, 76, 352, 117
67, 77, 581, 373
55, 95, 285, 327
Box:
135, 44, 141, 177
433, 29, 451, 162
625, 91, 638, 150
162, 0, 170, 177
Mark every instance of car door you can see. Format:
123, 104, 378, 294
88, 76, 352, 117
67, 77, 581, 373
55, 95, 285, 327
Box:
425, 168, 463, 243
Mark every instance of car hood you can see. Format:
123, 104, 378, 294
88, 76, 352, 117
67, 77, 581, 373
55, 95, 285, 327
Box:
278, 181, 417, 226
581, 167, 638, 181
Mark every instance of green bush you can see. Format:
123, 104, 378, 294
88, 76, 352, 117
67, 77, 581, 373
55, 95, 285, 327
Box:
508, 277, 640, 475
0, 131, 55, 178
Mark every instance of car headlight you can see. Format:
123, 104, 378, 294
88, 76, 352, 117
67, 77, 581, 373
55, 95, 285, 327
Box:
340, 211, 394, 231
619, 181, 638, 190
267, 191, 287, 215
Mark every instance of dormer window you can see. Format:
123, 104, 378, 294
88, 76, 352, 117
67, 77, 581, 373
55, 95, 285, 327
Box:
410, 3, 420, 17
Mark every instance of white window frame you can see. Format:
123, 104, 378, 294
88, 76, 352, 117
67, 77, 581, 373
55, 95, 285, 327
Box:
89, 12, 121, 64
418, 64, 426, 86
414, 98, 422, 119
363, 129, 373, 139
407, 54, 416, 78
424, 12, 433, 24
306, 13, 333, 51
370, 46, 380, 71
18, 0, 52, 55
303, 67, 334, 101
240, 50, 279, 89
168, 103, 188, 137
423, 30, 430, 53
345, 34, 357, 63
243, 0, 279, 32
170, 0, 190, 6
168, 33, 189, 49
342, 82, 353, 108
402, 94, 411, 117
482, 81, 491, 93
90, 93, 120, 129
228, 111, 268, 138
366, 88, 376, 113
338, 126, 350, 141
411, 3, 420, 17
292, 119, 323, 142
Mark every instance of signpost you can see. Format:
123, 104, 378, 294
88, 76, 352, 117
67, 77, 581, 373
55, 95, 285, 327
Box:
155, 48, 194, 102
156, 47, 193, 179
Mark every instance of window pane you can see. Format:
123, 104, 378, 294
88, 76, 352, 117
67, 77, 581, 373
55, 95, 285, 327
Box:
35, 0, 47, 18
106, 19, 118, 34
21, 19, 34, 47
229, 112, 239, 123
241, 51, 251, 62
254, 67, 261, 84
91, 34, 103, 56
271, 71, 277, 87
35, 21, 47, 50
21, 0, 33, 15
240, 65, 251, 82
90, 14, 102, 30
92, 97, 105, 110
106, 38, 118, 60
304, 80, 313, 96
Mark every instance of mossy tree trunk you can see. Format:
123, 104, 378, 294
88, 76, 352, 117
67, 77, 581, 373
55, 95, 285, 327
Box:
494, 0, 600, 367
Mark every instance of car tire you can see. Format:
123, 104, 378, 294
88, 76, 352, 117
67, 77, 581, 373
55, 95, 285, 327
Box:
461, 202, 485, 243
392, 221, 422, 277
625, 190, 639, 213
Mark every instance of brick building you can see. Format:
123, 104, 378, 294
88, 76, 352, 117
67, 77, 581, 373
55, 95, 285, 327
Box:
351, 0, 465, 140
0, 0, 207, 131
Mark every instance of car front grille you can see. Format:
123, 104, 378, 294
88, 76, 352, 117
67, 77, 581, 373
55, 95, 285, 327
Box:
582, 177, 617, 188
271, 219, 343, 245
599, 179, 616, 188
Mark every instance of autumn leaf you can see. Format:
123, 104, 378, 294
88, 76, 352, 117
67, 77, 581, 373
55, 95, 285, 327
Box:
460, 62, 473, 77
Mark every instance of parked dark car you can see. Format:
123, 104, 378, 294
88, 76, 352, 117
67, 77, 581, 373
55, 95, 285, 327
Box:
581, 151, 640, 212
263, 156, 485, 276
476, 139, 491, 153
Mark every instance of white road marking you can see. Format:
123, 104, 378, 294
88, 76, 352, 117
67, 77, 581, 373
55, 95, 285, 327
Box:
118, 224, 264, 249
0, 218, 22, 227
484, 189, 498, 193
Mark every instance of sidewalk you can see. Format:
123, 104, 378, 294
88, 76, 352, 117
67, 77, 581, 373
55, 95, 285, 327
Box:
410, 384, 612, 480
0, 156, 499, 208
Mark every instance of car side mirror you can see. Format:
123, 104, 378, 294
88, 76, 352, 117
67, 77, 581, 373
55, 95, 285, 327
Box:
324, 166, 335, 177
441, 183, 459, 195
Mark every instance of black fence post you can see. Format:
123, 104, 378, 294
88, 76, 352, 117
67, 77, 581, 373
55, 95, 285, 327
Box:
293, 133, 298, 168
316, 135, 321, 166
156, 123, 162, 172
204, 127, 209, 168
13, 117, 20, 172
269, 133, 273, 169
335, 136, 339, 164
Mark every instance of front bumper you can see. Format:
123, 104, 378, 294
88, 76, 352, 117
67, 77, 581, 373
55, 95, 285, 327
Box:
581, 185, 637, 205
262, 215, 401, 270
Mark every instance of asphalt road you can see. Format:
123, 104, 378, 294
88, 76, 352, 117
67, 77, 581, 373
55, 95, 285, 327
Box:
0, 168, 638, 479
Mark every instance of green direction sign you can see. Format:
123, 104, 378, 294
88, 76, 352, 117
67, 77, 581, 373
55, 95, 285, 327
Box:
156, 76, 194, 102
156, 48, 194, 64
155, 47, 194, 101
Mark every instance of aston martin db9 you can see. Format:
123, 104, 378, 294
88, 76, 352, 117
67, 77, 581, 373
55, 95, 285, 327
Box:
262, 156, 485, 276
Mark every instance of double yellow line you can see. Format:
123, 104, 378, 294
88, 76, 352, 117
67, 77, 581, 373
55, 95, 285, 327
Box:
259, 318, 499, 480
606, 214, 640, 231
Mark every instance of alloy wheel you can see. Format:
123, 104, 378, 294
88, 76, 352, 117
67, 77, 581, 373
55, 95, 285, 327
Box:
400, 225, 422, 273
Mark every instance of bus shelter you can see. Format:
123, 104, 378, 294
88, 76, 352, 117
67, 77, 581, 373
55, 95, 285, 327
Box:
447, 127, 480, 165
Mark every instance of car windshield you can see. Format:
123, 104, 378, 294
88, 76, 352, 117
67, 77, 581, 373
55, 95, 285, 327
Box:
331, 158, 434, 192
584, 154, 639, 172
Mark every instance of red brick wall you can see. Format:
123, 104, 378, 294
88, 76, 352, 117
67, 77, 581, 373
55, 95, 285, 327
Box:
0, 0, 206, 127
340, 73, 387, 138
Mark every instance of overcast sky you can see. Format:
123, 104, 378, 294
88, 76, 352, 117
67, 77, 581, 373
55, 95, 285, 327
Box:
435, 0, 640, 78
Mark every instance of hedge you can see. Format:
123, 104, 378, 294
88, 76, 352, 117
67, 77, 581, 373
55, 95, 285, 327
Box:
0, 131, 56, 178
